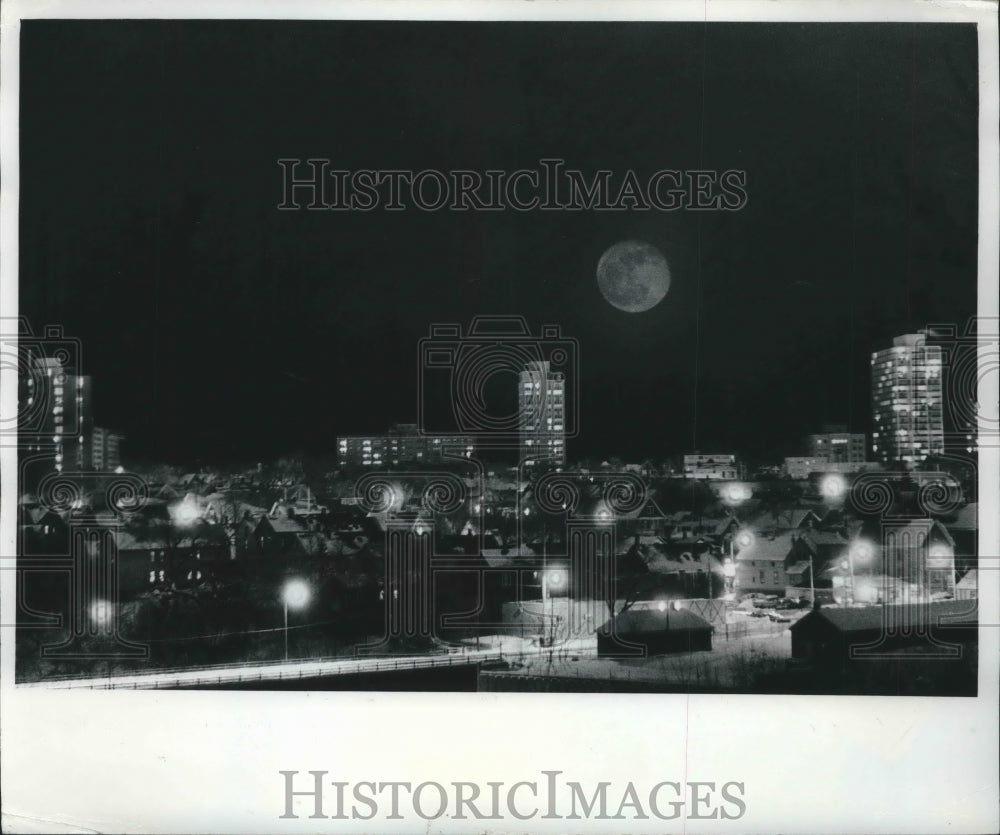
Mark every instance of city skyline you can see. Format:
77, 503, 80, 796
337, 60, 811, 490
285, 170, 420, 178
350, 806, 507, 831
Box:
18, 20, 978, 466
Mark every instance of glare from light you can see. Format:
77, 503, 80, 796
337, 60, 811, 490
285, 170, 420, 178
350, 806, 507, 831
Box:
172, 499, 200, 526
820, 473, 847, 500
90, 599, 112, 628
546, 568, 567, 590
851, 540, 875, 562
282, 578, 311, 610
722, 483, 752, 505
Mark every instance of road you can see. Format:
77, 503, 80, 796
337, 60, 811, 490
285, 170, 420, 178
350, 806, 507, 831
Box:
16, 636, 595, 690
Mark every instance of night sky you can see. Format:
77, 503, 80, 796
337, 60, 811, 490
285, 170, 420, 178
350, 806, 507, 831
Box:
19, 21, 978, 466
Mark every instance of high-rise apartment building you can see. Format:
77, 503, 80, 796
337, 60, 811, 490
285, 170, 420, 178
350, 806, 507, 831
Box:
20, 356, 93, 473
519, 360, 566, 467
871, 333, 945, 465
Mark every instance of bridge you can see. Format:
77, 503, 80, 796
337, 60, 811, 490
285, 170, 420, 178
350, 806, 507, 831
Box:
17, 636, 598, 690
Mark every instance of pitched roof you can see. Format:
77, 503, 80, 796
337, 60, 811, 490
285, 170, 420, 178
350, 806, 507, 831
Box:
889, 519, 956, 547
747, 508, 820, 532
617, 497, 668, 520
711, 515, 740, 535
114, 529, 228, 550
956, 569, 978, 590
597, 607, 713, 636
261, 514, 311, 534
791, 600, 977, 633
735, 530, 796, 563
800, 530, 848, 548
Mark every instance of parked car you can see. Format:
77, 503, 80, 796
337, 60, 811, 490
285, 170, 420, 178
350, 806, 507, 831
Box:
750, 610, 769, 618
768, 612, 791, 623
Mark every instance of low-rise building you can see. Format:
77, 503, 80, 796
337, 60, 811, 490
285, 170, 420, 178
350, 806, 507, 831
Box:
337, 423, 475, 467
597, 607, 714, 657
682, 454, 742, 480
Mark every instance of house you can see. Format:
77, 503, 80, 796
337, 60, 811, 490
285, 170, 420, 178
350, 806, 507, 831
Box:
783, 529, 850, 592
616, 496, 669, 537
880, 519, 956, 597
112, 523, 232, 598
17, 502, 69, 555
944, 502, 977, 577
611, 537, 725, 601
746, 507, 822, 534
734, 530, 796, 594
955, 569, 977, 601
597, 607, 713, 657
251, 511, 332, 563
790, 600, 977, 672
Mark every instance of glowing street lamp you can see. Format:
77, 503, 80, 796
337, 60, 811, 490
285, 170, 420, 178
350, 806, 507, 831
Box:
732, 530, 754, 557
281, 578, 311, 662
851, 539, 875, 563
723, 557, 737, 595
819, 473, 847, 502
172, 497, 200, 526
722, 483, 752, 507
89, 598, 113, 634
840, 539, 876, 606
544, 567, 567, 598
542, 566, 566, 645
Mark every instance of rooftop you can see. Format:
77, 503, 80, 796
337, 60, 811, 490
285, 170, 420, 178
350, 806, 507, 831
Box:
597, 607, 714, 636
792, 600, 977, 633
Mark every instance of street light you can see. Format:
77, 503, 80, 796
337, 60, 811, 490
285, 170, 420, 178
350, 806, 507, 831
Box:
281, 578, 311, 662
89, 598, 113, 634
844, 539, 876, 605
729, 530, 754, 596
819, 473, 847, 502
722, 483, 752, 507
543, 566, 566, 646
172, 497, 200, 526
723, 558, 736, 595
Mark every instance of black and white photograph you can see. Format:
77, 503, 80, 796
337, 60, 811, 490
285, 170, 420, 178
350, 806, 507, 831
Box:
1, 1, 997, 833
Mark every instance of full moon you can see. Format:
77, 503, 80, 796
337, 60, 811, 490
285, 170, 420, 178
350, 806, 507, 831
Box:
596, 240, 671, 313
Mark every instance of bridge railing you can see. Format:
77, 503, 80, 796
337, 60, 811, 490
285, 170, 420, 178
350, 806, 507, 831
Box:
19, 647, 510, 690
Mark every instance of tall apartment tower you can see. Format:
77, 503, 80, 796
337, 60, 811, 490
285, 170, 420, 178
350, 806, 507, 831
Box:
519, 360, 566, 467
871, 333, 945, 465
20, 356, 93, 473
